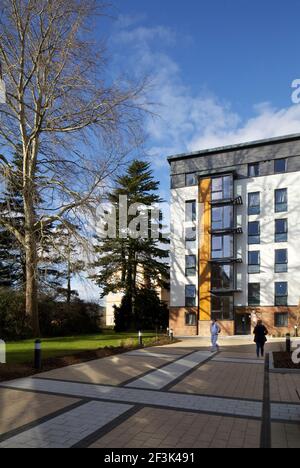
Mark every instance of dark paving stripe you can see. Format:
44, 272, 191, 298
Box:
121, 350, 198, 387
162, 351, 219, 392
0, 400, 89, 443
260, 353, 271, 449
73, 405, 143, 448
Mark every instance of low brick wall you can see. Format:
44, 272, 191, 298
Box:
169, 307, 198, 336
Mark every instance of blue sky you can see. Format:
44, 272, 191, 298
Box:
79, 0, 300, 300
104, 0, 300, 199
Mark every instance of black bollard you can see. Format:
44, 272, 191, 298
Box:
169, 328, 174, 342
34, 339, 42, 370
286, 334, 291, 353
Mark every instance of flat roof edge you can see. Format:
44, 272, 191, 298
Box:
167, 133, 300, 164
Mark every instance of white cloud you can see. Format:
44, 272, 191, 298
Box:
190, 103, 300, 151
113, 17, 300, 165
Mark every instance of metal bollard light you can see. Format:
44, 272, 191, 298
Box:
286, 333, 291, 353
169, 328, 174, 342
138, 331, 143, 347
34, 339, 42, 370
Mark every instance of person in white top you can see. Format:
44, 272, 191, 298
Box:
210, 319, 221, 352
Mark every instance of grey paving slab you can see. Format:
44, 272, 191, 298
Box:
125, 351, 177, 359
271, 403, 300, 422
212, 357, 265, 365
126, 351, 215, 390
0, 401, 133, 448
0, 378, 263, 419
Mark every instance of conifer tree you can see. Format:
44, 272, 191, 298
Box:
93, 160, 169, 329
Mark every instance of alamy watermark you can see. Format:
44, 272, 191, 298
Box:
292, 340, 300, 365
95, 196, 170, 240
291, 79, 300, 104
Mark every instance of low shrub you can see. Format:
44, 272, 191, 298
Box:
0, 288, 102, 339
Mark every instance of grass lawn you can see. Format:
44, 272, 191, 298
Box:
5, 331, 159, 365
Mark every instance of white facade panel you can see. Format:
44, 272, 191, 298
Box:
235, 171, 300, 307
170, 186, 199, 307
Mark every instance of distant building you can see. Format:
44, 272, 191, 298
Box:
104, 274, 170, 327
168, 134, 300, 337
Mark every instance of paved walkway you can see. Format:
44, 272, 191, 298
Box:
0, 338, 299, 448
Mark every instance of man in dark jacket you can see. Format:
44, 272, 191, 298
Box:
253, 320, 268, 358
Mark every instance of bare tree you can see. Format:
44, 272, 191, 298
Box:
0, 0, 148, 336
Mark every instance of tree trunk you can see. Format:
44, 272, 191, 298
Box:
24, 177, 40, 337
25, 230, 40, 337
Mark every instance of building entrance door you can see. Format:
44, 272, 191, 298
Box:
235, 314, 251, 335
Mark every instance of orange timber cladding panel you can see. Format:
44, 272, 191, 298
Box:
199, 178, 212, 322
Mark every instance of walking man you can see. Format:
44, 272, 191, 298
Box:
211, 319, 221, 352
253, 320, 268, 358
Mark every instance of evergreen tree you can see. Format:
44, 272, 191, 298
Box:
0, 150, 25, 287
93, 160, 169, 330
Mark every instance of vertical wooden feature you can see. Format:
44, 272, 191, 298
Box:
199, 178, 212, 321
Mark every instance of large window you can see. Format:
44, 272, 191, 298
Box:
185, 173, 198, 187
185, 227, 196, 250
185, 285, 196, 307
211, 175, 233, 201
211, 234, 234, 259
185, 200, 196, 222
211, 296, 233, 321
211, 264, 234, 290
275, 313, 288, 328
211, 205, 233, 231
275, 249, 288, 273
275, 189, 288, 213
275, 219, 288, 243
248, 283, 260, 306
248, 221, 260, 245
248, 163, 260, 177
248, 251, 260, 274
275, 282, 288, 306
185, 312, 197, 326
248, 192, 260, 215
275, 158, 287, 174
185, 255, 196, 277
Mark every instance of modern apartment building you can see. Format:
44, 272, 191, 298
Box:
168, 134, 300, 337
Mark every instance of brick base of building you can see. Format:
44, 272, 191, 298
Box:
169, 306, 299, 337
235, 306, 299, 337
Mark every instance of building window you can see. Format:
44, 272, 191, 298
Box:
185, 312, 197, 326
185, 200, 196, 222
275, 313, 289, 328
185, 285, 196, 307
211, 264, 233, 290
274, 158, 287, 174
248, 251, 260, 274
211, 175, 233, 201
275, 249, 288, 273
185, 227, 196, 250
211, 234, 234, 259
248, 192, 260, 215
275, 189, 288, 213
248, 221, 260, 245
211, 206, 233, 231
185, 255, 196, 277
248, 283, 260, 306
248, 163, 260, 177
211, 296, 233, 321
275, 282, 288, 306
185, 173, 198, 187
275, 219, 288, 243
